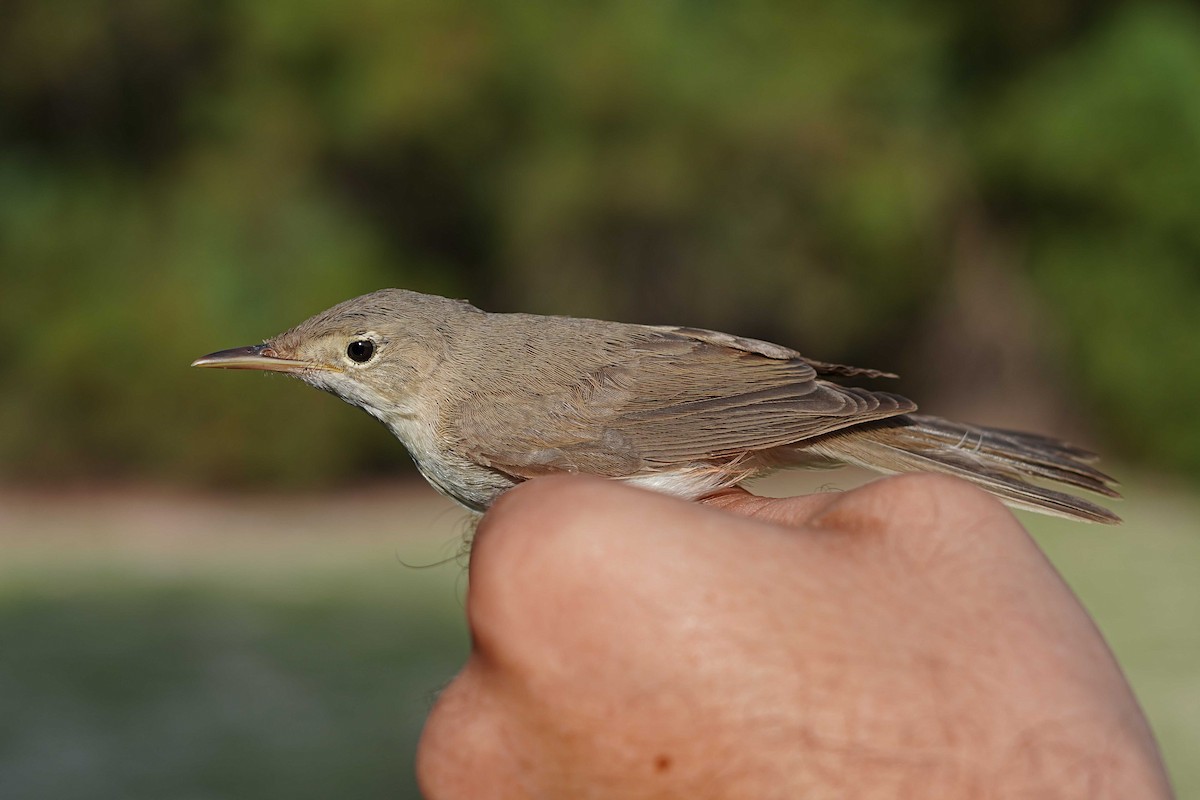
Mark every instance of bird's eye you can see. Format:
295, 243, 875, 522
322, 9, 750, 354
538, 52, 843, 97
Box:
347, 339, 375, 363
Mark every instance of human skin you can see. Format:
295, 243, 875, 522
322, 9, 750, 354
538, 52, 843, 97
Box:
416, 474, 1173, 799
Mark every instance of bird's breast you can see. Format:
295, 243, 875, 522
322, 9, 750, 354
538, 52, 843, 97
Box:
384, 403, 515, 512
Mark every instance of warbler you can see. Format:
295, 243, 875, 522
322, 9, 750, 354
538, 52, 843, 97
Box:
193, 289, 1119, 522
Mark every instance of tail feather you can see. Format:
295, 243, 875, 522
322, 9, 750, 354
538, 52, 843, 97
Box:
806, 415, 1122, 524
902, 415, 1119, 498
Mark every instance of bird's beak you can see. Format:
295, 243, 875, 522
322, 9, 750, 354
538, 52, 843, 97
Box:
191, 344, 318, 373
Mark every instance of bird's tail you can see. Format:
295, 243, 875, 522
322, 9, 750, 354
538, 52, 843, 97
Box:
805, 414, 1121, 523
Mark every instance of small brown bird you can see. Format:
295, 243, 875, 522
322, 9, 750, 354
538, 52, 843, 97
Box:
193, 289, 1119, 522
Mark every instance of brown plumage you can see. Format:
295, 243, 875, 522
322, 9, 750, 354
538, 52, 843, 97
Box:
192, 289, 1120, 522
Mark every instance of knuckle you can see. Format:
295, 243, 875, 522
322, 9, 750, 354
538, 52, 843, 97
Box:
467, 475, 619, 662
811, 473, 1017, 568
859, 473, 1004, 528
476, 475, 601, 555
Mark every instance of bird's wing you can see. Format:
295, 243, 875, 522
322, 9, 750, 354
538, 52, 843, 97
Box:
457, 324, 915, 479
648, 326, 900, 379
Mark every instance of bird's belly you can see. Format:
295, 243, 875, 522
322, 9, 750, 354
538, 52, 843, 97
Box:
422, 461, 745, 511
393, 412, 755, 509
619, 463, 753, 500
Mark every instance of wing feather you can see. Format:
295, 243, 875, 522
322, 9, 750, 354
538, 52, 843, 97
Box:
459, 323, 914, 477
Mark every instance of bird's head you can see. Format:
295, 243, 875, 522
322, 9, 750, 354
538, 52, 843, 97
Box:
192, 289, 478, 421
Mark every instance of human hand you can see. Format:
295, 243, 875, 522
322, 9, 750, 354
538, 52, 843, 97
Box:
417, 474, 1172, 799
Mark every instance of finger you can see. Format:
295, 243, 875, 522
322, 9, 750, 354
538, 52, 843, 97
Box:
468, 475, 793, 669
417, 669, 524, 799
700, 486, 841, 529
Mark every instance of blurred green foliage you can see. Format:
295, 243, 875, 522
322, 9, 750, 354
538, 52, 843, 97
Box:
0, 567, 466, 800
2, 0, 1199, 484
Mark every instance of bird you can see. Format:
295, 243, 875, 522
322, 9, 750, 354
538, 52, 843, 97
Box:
192, 288, 1120, 522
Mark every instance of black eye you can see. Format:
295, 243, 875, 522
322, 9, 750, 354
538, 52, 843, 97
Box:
347, 339, 375, 363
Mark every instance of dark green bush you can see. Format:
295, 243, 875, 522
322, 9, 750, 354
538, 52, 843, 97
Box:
2, 0, 1197, 483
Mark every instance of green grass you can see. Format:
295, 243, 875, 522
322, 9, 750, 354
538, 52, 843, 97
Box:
0, 475, 1196, 798
0, 488, 470, 800
0, 581, 465, 800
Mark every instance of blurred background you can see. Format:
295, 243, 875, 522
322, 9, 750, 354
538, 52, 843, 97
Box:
1, 0, 1197, 796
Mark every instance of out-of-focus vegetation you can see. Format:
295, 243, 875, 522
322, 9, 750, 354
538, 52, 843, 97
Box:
0, 580, 463, 800
2, 0, 1199, 486
0, 488, 471, 800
